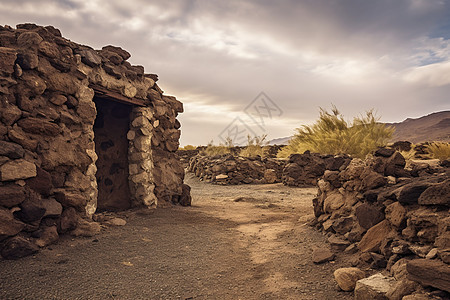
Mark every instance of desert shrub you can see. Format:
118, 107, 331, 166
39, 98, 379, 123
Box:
425, 142, 450, 160
179, 144, 197, 150
201, 138, 233, 156
240, 135, 268, 157
400, 147, 417, 167
277, 106, 394, 159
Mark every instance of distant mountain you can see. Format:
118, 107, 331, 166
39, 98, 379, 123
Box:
388, 111, 450, 144
269, 136, 292, 145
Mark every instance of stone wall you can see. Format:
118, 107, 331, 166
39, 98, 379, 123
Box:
0, 24, 188, 259
312, 148, 449, 296
188, 154, 285, 184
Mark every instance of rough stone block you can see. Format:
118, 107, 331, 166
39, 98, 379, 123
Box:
354, 273, 396, 300
407, 259, 450, 293
0, 159, 36, 181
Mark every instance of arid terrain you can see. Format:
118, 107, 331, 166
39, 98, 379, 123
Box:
0, 173, 355, 300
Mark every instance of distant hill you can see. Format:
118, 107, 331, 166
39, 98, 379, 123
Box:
388, 111, 450, 143
269, 136, 291, 145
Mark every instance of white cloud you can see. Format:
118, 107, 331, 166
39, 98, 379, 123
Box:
403, 60, 450, 86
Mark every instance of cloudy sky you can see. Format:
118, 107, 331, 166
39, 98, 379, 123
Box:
1, 0, 450, 146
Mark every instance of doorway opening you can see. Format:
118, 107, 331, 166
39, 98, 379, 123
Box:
93, 96, 133, 211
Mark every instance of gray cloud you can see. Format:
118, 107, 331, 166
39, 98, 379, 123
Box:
1, 0, 449, 145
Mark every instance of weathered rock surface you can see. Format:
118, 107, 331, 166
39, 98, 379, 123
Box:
354, 273, 396, 300
0, 208, 25, 241
333, 267, 366, 291
406, 259, 450, 293
0, 159, 36, 181
1, 236, 39, 259
312, 248, 335, 264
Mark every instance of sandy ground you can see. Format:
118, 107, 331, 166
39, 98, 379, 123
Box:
0, 173, 354, 299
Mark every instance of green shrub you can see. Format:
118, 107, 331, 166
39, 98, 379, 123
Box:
240, 135, 268, 157
277, 106, 394, 159
425, 142, 450, 161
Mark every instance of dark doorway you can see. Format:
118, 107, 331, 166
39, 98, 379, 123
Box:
93, 97, 132, 211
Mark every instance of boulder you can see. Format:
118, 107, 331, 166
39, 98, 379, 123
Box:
0, 159, 36, 181
1, 236, 39, 259
358, 220, 393, 253
395, 183, 432, 205
0, 208, 25, 241
406, 259, 450, 293
354, 273, 396, 300
334, 267, 366, 291
418, 179, 450, 206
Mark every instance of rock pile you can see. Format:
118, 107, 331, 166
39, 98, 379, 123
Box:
0, 24, 188, 259
313, 148, 449, 297
188, 154, 284, 184
282, 151, 351, 187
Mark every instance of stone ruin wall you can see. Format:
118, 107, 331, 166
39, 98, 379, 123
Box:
0, 24, 188, 259
312, 148, 450, 295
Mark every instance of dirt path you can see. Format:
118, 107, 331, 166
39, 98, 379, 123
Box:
0, 173, 353, 299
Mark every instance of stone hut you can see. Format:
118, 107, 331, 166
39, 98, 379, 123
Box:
0, 24, 189, 258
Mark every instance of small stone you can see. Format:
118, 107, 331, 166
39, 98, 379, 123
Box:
312, 248, 335, 264
49, 94, 67, 105
425, 248, 438, 259
70, 219, 101, 237
103, 217, 126, 226
215, 174, 228, 180
334, 267, 366, 291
